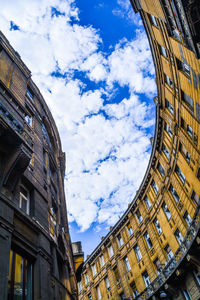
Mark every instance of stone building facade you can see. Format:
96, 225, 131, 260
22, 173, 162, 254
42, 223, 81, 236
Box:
78, 0, 200, 299
0, 31, 77, 300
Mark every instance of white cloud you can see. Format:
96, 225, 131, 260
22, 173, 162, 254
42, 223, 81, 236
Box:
107, 32, 156, 96
112, 0, 143, 26
0, 0, 156, 233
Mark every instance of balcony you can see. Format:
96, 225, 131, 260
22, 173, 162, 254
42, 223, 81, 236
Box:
0, 102, 32, 192
0, 102, 23, 135
135, 206, 200, 299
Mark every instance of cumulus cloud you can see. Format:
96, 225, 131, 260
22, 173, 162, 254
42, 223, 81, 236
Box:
0, 0, 156, 232
112, 0, 143, 26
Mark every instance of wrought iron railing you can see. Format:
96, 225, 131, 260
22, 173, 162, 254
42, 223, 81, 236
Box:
135, 207, 200, 299
0, 102, 23, 135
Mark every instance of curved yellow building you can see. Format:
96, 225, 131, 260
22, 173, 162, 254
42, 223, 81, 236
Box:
78, 0, 200, 299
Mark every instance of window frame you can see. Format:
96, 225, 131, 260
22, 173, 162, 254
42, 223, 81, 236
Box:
19, 185, 30, 215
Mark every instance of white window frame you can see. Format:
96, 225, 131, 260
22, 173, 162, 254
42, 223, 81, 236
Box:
165, 244, 173, 260
136, 209, 143, 224
162, 202, 171, 220
85, 274, 89, 285
108, 245, 114, 258
154, 218, 162, 235
183, 211, 192, 227
144, 232, 153, 249
117, 234, 124, 248
19, 185, 30, 214
105, 276, 110, 291
124, 256, 131, 272
175, 229, 184, 245
100, 255, 105, 267
169, 184, 179, 203
127, 223, 133, 236
134, 245, 142, 262
151, 180, 159, 195
97, 286, 101, 300
92, 264, 97, 277
143, 271, 151, 287
144, 196, 151, 210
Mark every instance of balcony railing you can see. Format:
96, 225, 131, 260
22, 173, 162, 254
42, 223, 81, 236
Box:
135, 206, 200, 299
0, 102, 23, 135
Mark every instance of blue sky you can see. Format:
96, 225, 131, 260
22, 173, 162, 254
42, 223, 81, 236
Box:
0, 0, 156, 256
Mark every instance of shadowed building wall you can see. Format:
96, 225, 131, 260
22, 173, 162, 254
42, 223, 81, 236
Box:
0, 31, 78, 300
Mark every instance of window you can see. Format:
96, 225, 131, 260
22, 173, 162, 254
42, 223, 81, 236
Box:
162, 202, 171, 220
29, 153, 34, 168
165, 99, 173, 114
150, 14, 158, 26
165, 122, 173, 137
85, 274, 89, 285
88, 294, 92, 300
19, 186, 30, 214
92, 264, 97, 277
192, 70, 197, 89
183, 211, 192, 227
124, 256, 131, 272
162, 144, 170, 159
100, 255, 105, 267
165, 74, 173, 88
187, 125, 193, 138
196, 103, 200, 121
26, 87, 34, 101
183, 289, 191, 300
105, 276, 110, 291
175, 165, 186, 184
177, 59, 190, 77
117, 234, 124, 248
160, 45, 167, 58
113, 266, 120, 282
197, 167, 200, 180
78, 281, 82, 292
96, 285, 101, 300
181, 117, 185, 129
191, 190, 199, 205
154, 218, 162, 235
42, 123, 52, 148
154, 258, 162, 274
182, 91, 194, 113
179, 143, 191, 163
175, 228, 184, 245
144, 232, 153, 249
157, 162, 165, 178
193, 270, 200, 285
136, 209, 143, 224
134, 245, 142, 262
8, 250, 33, 300
169, 184, 179, 202
144, 196, 151, 210
131, 281, 139, 298
25, 114, 33, 128
127, 223, 133, 236
151, 180, 159, 195
120, 293, 126, 300
164, 244, 173, 260
142, 271, 151, 287
108, 245, 114, 258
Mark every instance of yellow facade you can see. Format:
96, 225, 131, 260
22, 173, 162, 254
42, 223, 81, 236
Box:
78, 0, 200, 299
